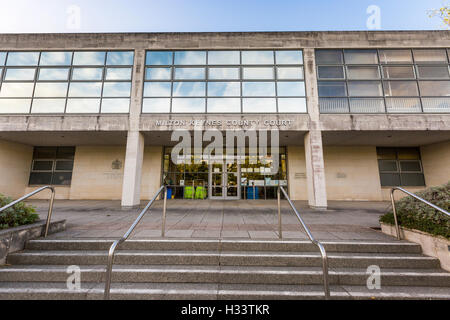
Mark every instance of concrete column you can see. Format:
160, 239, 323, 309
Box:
121, 131, 145, 207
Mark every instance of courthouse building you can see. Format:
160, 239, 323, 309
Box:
0, 31, 449, 209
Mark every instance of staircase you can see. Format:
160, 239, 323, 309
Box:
0, 239, 449, 300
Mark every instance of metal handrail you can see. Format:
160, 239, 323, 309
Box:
278, 186, 330, 300
104, 185, 167, 300
390, 187, 450, 240
0, 186, 55, 237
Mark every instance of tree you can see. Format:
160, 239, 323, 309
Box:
429, 6, 450, 27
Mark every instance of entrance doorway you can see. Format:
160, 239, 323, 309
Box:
209, 161, 240, 199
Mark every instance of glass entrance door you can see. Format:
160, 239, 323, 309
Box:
209, 161, 240, 199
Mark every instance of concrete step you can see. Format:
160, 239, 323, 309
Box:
0, 282, 449, 300
1, 265, 449, 287
6, 250, 440, 269
25, 239, 422, 254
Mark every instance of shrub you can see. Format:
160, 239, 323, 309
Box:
379, 182, 450, 239
0, 194, 39, 230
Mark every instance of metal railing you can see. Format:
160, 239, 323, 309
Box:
0, 186, 55, 237
390, 187, 450, 240
104, 185, 167, 300
277, 186, 330, 300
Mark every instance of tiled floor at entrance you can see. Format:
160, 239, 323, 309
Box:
29, 200, 395, 241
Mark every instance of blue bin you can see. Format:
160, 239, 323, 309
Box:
166, 187, 172, 199
246, 186, 259, 199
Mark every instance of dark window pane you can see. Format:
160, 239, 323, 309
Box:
55, 160, 74, 171
344, 49, 378, 64
378, 160, 398, 172
401, 173, 425, 186
51, 172, 73, 185
318, 81, 346, 97
56, 147, 75, 159
382, 66, 415, 79
399, 161, 421, 172
397, 148, 420, 160
315, 50, 343, 64
416, 66, 450, 79
380, 173, 401, 186
377, 147, 397, 159
317, 66, 344, 79
29, 172, 52, 185
32, 160, 53, 171
33, 147, 57, 159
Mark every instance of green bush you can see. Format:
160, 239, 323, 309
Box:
379, 182, 450, 239
0, 194, 39, 230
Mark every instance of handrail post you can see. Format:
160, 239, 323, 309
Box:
44, 187, 56, 237
161, 186, 167, 237
253, 182, 255, 200
277, 186, 282, 239
390, 189, 401, 240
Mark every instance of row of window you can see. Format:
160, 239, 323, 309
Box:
0, 67, 132, 81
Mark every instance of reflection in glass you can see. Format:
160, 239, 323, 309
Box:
413, 49, 448, 63
0, 52, 6, 65
6, 52, 39, 66
106, 51, 134, 65
145, 67, 171, 80
344, 50, 378, 64
174, 67, 205, 79
173, 82, 205, 96
172, 98, 205, 112
243, 98, 276, 113
144, 82, 171, 97
72, 67, 103, 80
422, 98, 450, 112
31, 99, 66, 113
142, 98, 170, 113
277, 82, 305, 96
318, 66, 344, 79
38, 68, 69, 81
0, 83, 34, 97
66, 98, 100, 113
68, 82, 102, 97
72, 51, 105, 65
243, 67, 274, 79
277, 67, 303, 79
347, 81, 382, 96
207, 51, 240, 65
101, 98, 130, 113
105, 67, 132, 80
174, 51, 206, 65
4, 68, 36, 80
315, 50, 343, 64
318, 81, 347, 97
207, 82, 240, 96
34, 83, 68, 97
39, 52, 72, 65
382, 66, 415, 79
419, 81, 450, 96
146, 51, 173, 65
383, 81, 419, 96
416, 66, 450, 79
379, 50, 412, 64
207, 98, 240, 112
102, 82, 131, 97
0, 68, 2, 79
385, 98, 422, 113
242, 51, 274, 65
346, 66, 380, 79
242, 82, 275, 96
278, 98, 307, 112
275, 51, 303, 64
208, 67, 239, 79
0, 99, 31, 113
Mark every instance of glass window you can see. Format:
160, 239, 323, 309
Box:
171, 98, 205, 112
385, 98, 422, 113
207, 82, 240, 96
66, 98, 100, 113
277, 67, 303, 80
0, 52, 6, 65
416, 65, 450, 79
318, 81, 347, 97
146, 51, 173, 65
207, 51, 240, 65
39, 52, 72, 66
241, 51, 274, 65
347, 81, 382, 96
0, 68, 2, 79
105, 67, 132, 80
38, 68, 69, 81
383, 81, 419, 96
275, 51, 303, 64
56, 147, 75, 159
144, 82, 171, 97
145, 67, 171, 80
0, 99, 31, 113
6, 52, 40, 66
33, 147, 57, 159
347, 66, 380, 79
278, 98, 307, 112
318, 66, 345, 79
102, 82, 131, 97
208, 67, 239, 80
68, 82, 102, 97
72, 51, 105, 65
31, 99, 66, 113
72, 67, 103, 80
349, 98, 385, 113
101, 98, 130, 113
142, 98, 171, 113
413, 49, 447, 63
422, 98, 450, 112
242, 82, 276, 96
32, 160, 54, 171
242, 98, 276, 113
106, 51, 134, 65
344, 50, 378, 64
382, 66, 415, 79
0, 83, 34, 97
319, 98, 349, 113
172, 82, 205, 96
4, 68, 36, 81
315, 50, 343, 64
419, 81, 450, 96
379, 50, 412, 64
29, 147, 75, 186
34, 83, 68, 97
243, 67, 274, 79
174, 51, 206, 65
207, 98, 240, 113
174, 67, 205, 80
277, 82, 305, 96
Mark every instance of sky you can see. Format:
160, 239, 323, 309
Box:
0, 0, 448, 33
